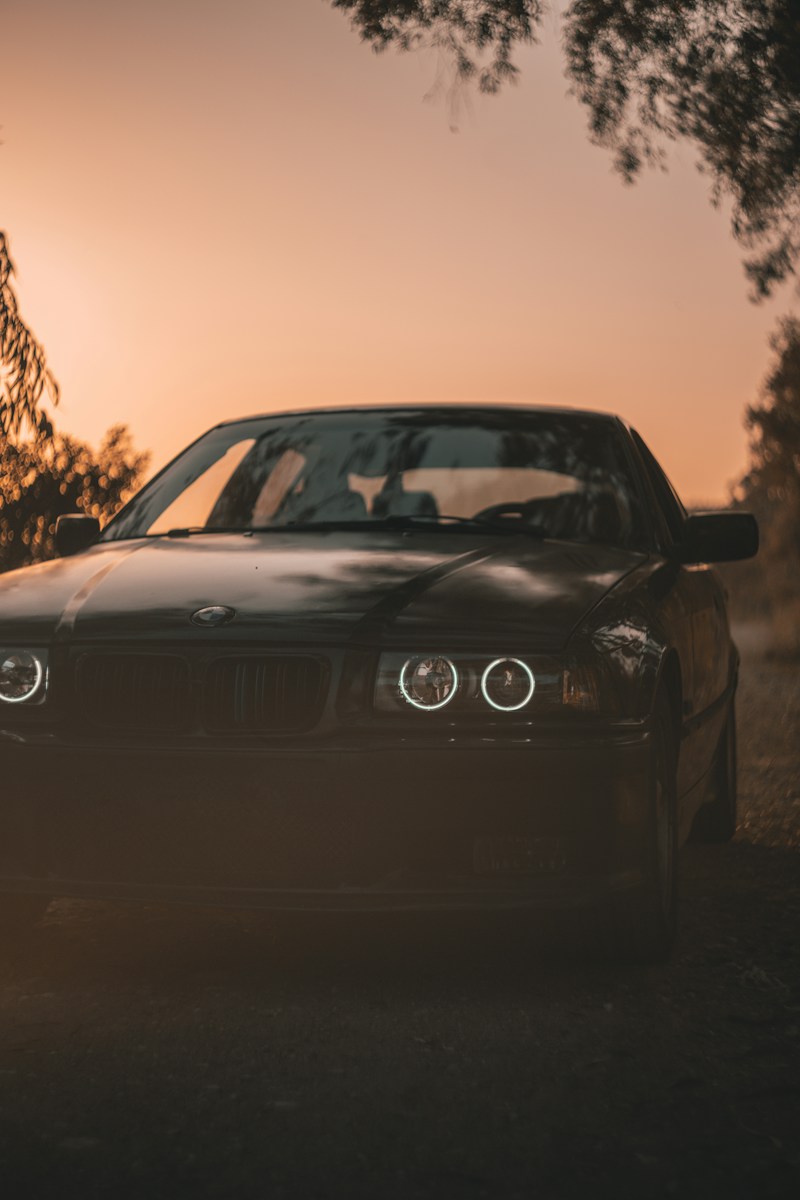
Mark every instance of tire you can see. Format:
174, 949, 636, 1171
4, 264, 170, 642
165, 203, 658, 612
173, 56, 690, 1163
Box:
604, 693, 678, 964
690, 701, 737, 844
0, 893, 51, 940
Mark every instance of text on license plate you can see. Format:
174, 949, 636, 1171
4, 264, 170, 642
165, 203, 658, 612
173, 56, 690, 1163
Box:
473, 835, 568, 876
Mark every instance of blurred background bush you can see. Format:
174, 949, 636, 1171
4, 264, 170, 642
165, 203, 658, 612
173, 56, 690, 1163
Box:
2, 231, 152, 574
0, 424, 149, 573
718, 316, 800, 658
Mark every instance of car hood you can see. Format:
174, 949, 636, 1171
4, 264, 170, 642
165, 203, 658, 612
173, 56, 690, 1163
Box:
0, 532, 646, 651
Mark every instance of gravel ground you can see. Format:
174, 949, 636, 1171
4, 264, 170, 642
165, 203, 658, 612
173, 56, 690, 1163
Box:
1, 626, 798, 1199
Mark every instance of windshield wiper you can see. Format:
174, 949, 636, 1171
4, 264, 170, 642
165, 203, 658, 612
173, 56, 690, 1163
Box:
160, 526, 254, 538
265, 516, 546, 536
156, 516, 546, 538
364, 514, 546, 536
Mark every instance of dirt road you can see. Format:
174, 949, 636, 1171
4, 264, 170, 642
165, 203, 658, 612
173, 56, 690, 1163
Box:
1, 630, 798, 1199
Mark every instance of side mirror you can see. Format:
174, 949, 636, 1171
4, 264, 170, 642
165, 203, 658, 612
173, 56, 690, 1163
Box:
675, 511, 759, 564
55, 513, 101, 557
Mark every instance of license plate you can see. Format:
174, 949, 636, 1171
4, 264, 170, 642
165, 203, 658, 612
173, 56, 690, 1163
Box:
473, 835, 566, 876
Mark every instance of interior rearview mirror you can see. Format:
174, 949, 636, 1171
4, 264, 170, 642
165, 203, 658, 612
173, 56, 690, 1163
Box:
674, 511, 759, 564
55, 513, 101, 557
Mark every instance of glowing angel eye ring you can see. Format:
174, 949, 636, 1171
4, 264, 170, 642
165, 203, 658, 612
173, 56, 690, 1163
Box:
399, 656, 459, 711
480, 657, 535, 712
0, 651, 44, 704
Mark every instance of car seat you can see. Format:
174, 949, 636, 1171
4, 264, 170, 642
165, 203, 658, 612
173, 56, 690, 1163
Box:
372, 477, 439, 520
278, 479, 368, 524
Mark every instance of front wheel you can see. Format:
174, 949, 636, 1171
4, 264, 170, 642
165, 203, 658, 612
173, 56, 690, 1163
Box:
690, 701, 737, 844
605, 694, 678, 964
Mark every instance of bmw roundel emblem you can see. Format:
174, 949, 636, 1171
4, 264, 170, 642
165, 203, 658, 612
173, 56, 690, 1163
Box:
191, 605, 236, 627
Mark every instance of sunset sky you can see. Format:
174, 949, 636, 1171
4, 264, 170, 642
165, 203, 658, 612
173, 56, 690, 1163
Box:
2, 0, 789, 504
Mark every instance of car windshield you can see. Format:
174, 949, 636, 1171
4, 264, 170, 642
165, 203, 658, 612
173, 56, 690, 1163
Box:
102, 408, 646, 549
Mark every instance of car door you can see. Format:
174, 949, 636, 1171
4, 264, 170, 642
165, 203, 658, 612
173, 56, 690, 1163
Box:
682, 560, 732, 768
629, 432, 726, 798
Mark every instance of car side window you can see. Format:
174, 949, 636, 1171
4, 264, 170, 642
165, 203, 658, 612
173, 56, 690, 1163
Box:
630, 431, 687, 546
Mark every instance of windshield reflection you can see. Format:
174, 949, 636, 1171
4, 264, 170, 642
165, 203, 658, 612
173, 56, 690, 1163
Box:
103, 409, 646, 551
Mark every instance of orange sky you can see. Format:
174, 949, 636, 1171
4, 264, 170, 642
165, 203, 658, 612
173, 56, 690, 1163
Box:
1, 0, 788, 504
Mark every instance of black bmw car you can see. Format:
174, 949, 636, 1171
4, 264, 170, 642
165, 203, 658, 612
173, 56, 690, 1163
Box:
0, 406, 758, 960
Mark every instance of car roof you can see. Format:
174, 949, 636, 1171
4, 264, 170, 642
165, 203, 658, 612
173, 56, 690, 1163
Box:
213, 403, 623, 429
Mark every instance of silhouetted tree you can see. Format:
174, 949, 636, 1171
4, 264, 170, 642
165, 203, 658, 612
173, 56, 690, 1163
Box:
0, 424, 149, 573
0, 231, 58, 440
744, 317, 800, 513
730, 317, 800, 650
333, 1, 800, 296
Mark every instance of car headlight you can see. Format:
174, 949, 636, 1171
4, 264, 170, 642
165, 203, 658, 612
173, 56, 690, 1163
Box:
374, 652, 560, 716
481, 658, 535, 711
399, 656, 459, 710
373, 651, 622, 718
561, 658, 622, 716
0, 649, 48, 705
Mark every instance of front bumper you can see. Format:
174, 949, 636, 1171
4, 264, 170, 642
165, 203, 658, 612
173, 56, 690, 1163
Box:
0, 729, 652, 911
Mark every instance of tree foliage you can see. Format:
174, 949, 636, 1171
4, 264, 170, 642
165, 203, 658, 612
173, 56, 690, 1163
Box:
565, 1, 800, 299
0, 231, 59, 440
332, 1, 540, 95
333, 1, 800, 296
0, 424, 149, 573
